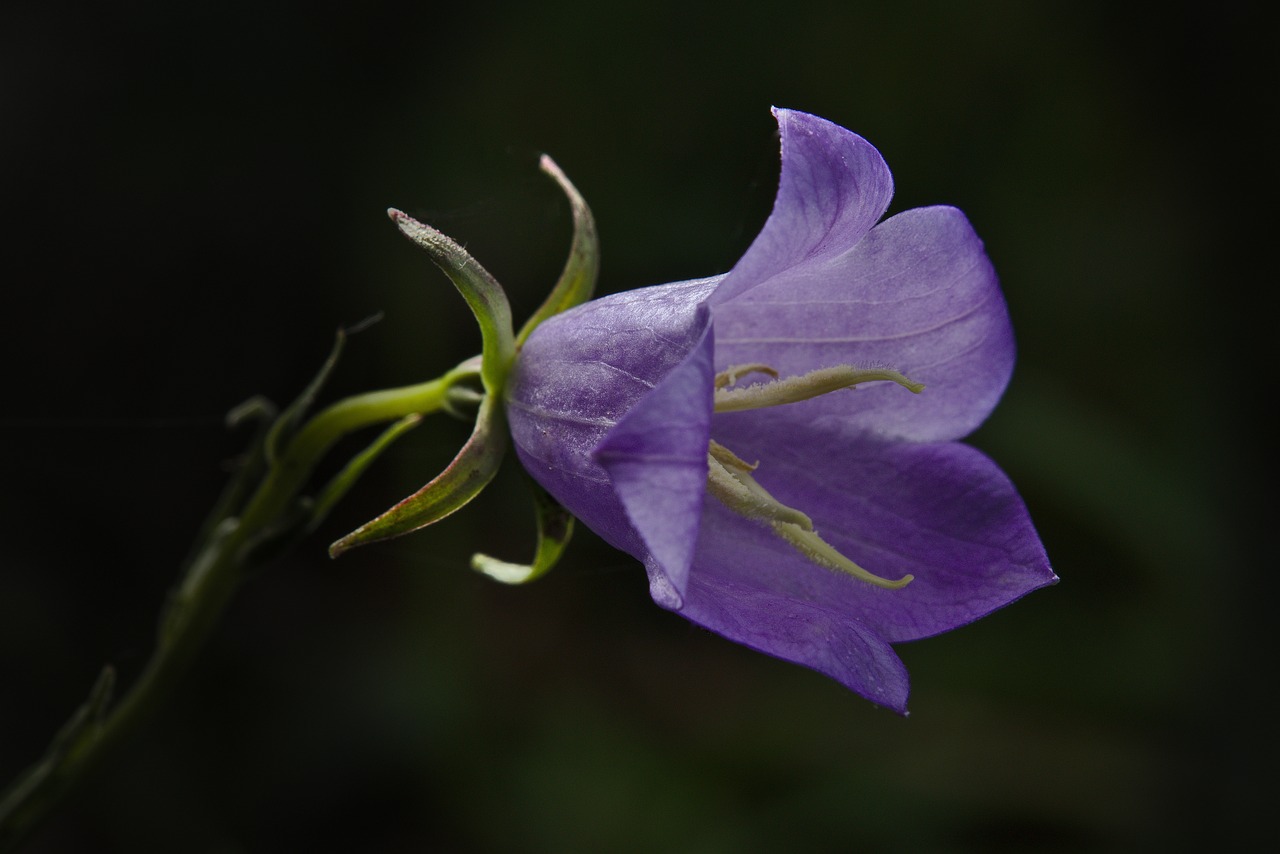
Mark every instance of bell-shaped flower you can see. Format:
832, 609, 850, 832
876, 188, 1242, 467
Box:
506, 109, 1055, 712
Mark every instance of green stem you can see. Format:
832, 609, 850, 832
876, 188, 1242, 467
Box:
239, 366, 473, 530
0, 363, 477, 851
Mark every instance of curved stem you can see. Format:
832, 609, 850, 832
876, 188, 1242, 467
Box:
0, 522, 250, 850
0, 364, 478, 850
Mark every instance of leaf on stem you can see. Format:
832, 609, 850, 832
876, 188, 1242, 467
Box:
265, 329, 347, 465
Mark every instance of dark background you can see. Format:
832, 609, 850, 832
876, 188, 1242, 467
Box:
1, 1, 1270, 850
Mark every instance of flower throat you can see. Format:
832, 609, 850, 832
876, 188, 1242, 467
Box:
707, 364, 924, 590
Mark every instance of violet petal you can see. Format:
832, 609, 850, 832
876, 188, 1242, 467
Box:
506, 278, 716, 558
705, 408, 1056, 642
671, 534, 912, 712
714, 205, 1014, 442
595, 316, 715, 605
707, 108, 894, 307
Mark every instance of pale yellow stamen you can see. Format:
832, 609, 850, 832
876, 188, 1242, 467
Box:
770, 520, 914, 590
714, 365, 924, 413
708, 439, 757, 472
707, 442, 814, 531
706, 363, 922, 590
706, 440, 913, 589
715, 363, 779, 389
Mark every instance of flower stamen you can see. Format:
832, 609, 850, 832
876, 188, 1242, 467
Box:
770, 520, 914, 590
706, 440, 912, 590
714, 365, 924, 413
708, 441, 814, 530
715, 363, 779, 389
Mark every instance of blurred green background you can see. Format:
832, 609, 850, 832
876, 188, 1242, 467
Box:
1, 1, 1268, 850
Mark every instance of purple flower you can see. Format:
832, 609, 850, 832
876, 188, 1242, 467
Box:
506, 109, 1055, 712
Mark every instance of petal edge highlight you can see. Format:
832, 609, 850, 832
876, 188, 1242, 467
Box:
596, 315, 715, 604
708, 108, 895, 307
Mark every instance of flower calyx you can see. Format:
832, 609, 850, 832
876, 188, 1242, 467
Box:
330, 156, 598, 585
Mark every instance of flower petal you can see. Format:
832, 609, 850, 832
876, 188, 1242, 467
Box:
669, 535, 911, 712
703, 410, 1056, 643
707, 108, 894, 307
713, 206, 1015, 441
506, 277, 717, 560
596, 317, 714, 606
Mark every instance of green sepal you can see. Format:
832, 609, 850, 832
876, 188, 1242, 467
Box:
388, 209, 515, 396
329, 160, 594, 559
208, 415, 426, 569
471, 476, 575, 584
515, 156, 599, 348
307, 414, 424, 535
328, 394, 507, 556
